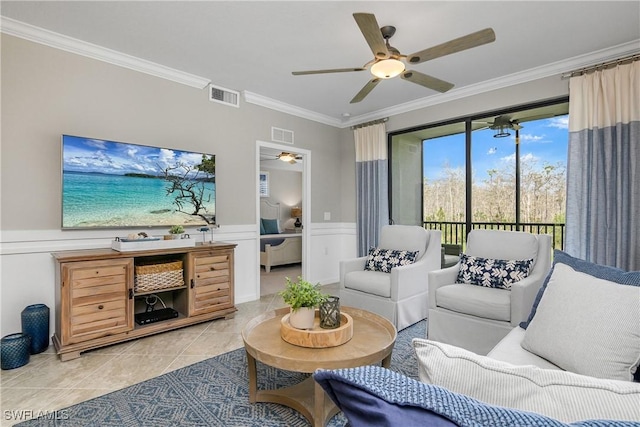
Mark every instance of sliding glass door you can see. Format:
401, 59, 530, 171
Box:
390, 133, 422, 225
471, 117, 516, 226
389, 98, 569, 249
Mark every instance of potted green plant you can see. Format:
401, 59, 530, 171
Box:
279, 276, 327, 329
167, 224, 185, 240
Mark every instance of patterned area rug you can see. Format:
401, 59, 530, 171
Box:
19, 321, 425, 426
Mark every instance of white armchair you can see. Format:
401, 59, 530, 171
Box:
339, 225, 441, 330
428, 229, 552, 355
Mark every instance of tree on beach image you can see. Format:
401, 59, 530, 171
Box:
162, 155, 215, 216
195, 155, 216, 176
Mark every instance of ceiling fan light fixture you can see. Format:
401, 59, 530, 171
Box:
493, 126, 511, 138
278, 153, 295, 162
370, 59, 405, 79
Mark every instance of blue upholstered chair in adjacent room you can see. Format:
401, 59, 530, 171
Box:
339, 225, 442, 330
428, 229, 552, 355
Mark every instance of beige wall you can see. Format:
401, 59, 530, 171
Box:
0, 35, 348, 231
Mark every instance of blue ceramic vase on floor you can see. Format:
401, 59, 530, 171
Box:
1, 333, 31, 370
21, 304, 50, 354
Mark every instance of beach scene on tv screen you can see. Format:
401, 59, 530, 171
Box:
62, 135, 215, 229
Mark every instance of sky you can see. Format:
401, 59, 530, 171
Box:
423, 115, 569, 182
62, 135, 213, 176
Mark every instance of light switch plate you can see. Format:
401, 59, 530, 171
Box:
324, 212, 331, 221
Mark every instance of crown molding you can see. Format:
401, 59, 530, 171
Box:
243, 91, 343, 127
342, 40, 640, 127
0, 16, 211, 89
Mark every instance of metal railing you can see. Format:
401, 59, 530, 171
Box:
423, 221, 565, 250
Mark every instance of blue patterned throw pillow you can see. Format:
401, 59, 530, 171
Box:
364, 247, 418, 273
456, 254, 534, 289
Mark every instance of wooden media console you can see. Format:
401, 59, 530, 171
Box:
52, 242, 236, 361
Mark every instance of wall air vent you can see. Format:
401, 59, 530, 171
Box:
208, 84, 240, 108
271, 127, 294, 144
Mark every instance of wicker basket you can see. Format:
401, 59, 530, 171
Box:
134, 260, 185, 293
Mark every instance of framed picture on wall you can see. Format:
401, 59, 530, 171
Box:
259, 171, 269, 197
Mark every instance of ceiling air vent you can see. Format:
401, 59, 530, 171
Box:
271, 127, 294, 144
208, 84, 239, 108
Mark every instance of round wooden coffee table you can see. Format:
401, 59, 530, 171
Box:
242, 306, 396, 427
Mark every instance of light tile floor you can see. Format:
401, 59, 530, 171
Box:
0, 284, 339, 427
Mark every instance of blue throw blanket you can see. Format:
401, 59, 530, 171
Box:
314, 366, 639, 427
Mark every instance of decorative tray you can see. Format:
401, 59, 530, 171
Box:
280, 310, 353, 348
112, 238, 197, 252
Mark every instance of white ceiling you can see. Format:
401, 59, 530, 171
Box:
2, 1, 639, 126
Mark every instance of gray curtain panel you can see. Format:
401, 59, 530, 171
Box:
354, 123, 389, 257
566, 61, 639, 270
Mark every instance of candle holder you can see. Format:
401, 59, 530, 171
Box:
319, 296, 341, 329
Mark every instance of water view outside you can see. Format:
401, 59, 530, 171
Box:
62, 135, 215, 228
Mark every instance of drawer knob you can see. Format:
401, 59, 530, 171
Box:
98, 305, 104, 310
210, 266, 215, 271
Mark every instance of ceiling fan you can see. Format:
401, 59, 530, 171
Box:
276, 152, 303, 164
474, 115, 522, 138
292, 13, 496, 103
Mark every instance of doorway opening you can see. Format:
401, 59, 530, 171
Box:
256, 141, 311, 298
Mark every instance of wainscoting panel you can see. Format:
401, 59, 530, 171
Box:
0, 223, 356, 337
308, 223, 357, 285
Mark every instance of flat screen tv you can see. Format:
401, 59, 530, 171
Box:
62, 135, 215, 229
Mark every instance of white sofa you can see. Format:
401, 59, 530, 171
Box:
414, 249, 640, 423
486, 326, 561, 369
316, 250, 640, 425
413, 333, 640, 424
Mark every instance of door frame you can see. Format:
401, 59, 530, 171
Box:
256, 140, 311, 297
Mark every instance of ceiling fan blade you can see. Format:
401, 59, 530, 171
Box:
292, 67, 366, 75
401, 70, 454, 93
350, 78, 381, 103
407, 28, 496, 64
353, 13, 390, 59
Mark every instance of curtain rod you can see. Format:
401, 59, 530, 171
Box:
351, 117, 388, 130
561, 53, 640, 79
